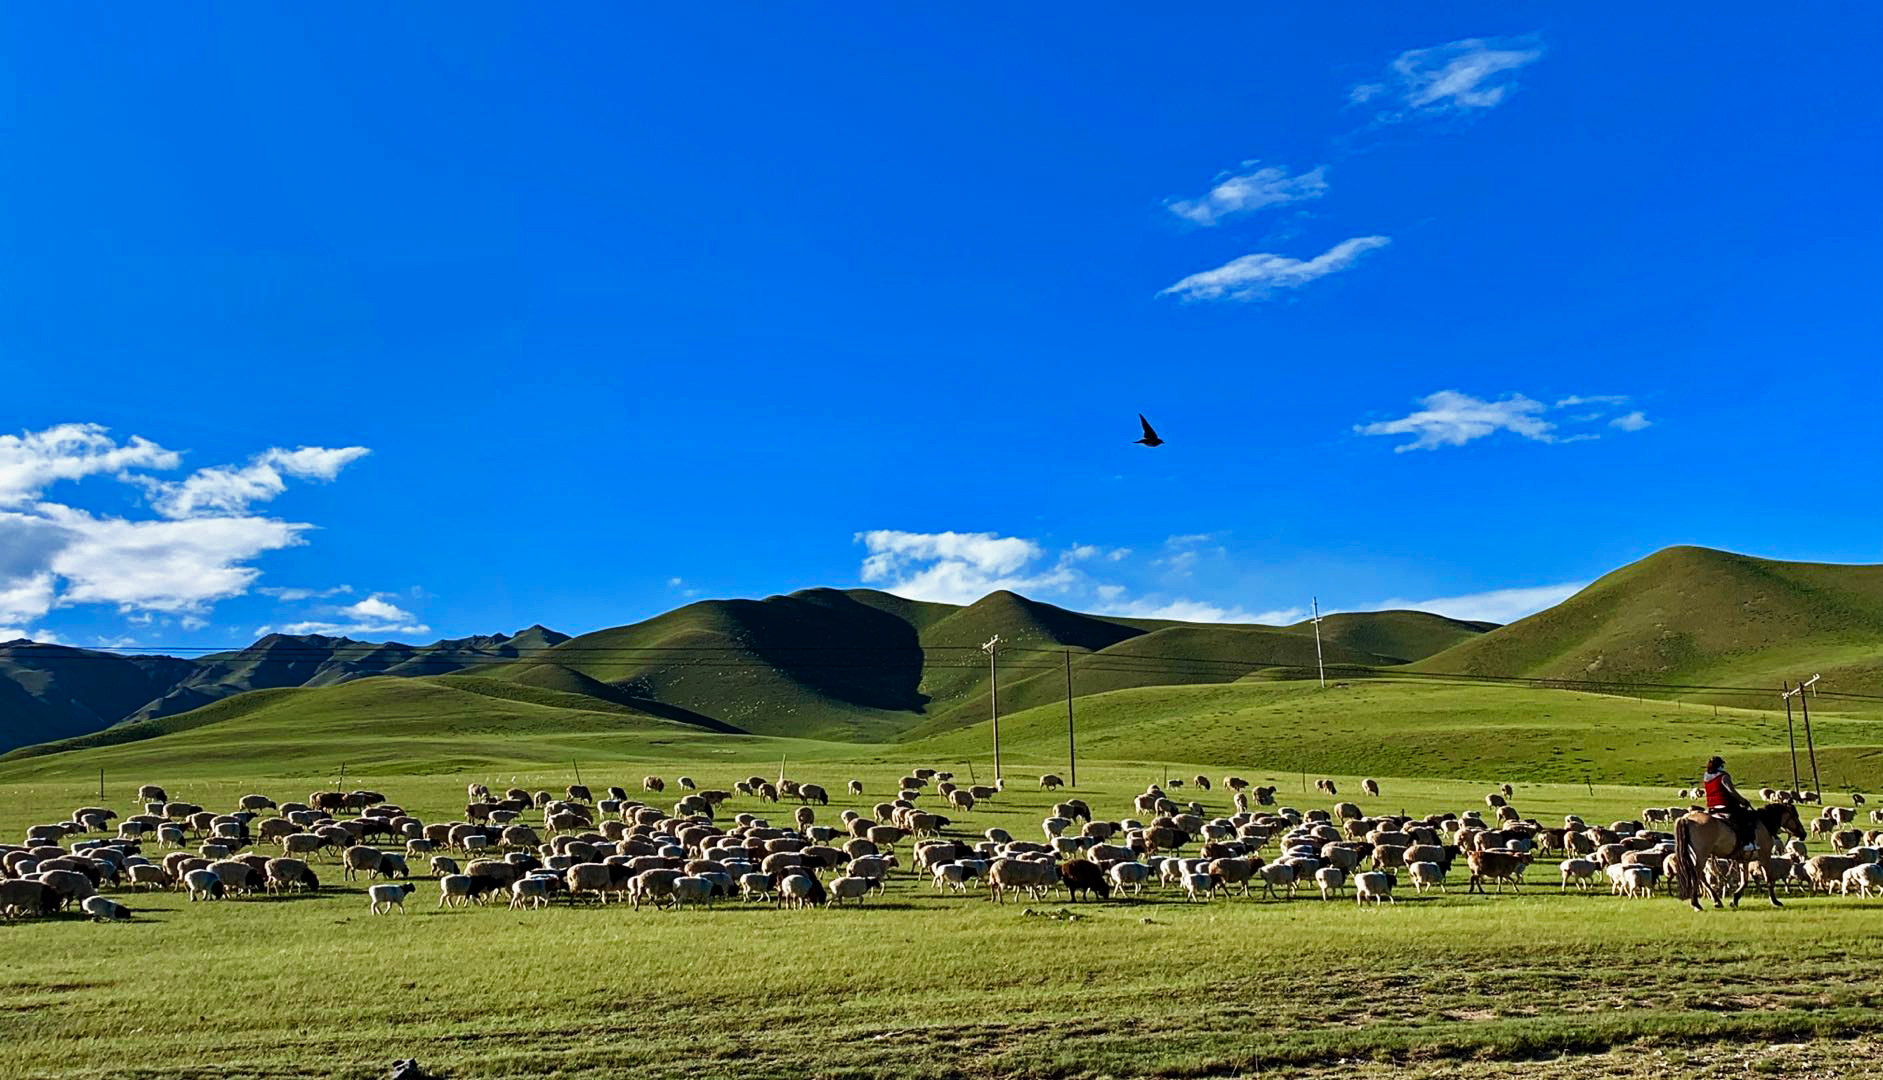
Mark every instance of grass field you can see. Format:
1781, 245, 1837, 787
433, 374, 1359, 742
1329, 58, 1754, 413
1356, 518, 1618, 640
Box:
4, 677, 1881, 1078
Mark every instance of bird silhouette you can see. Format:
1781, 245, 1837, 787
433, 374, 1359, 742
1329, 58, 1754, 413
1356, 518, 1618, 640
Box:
1135, 414, 1164, 447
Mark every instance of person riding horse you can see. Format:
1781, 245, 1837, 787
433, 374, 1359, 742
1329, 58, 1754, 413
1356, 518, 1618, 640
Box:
1702, 755, 1756, 850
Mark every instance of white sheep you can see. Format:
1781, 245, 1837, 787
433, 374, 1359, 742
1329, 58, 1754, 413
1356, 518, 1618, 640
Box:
368, 882, 415, 914
1314, 866, 1346, 899
1354, 870, 1396, 905
81, 896, 132, 922
183, 868, 225, 901
1842, 863, 1883, 898
826, 875, 874, 907
1181, 872, 1216, 902
1107, 862, 1149, 895
1558, 858, 1600, 891
509, 877, 553, 909
1406, 861, 1446, 894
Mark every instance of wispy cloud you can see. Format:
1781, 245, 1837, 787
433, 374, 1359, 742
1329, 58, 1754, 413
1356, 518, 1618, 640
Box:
1355, 390, 1652, 452
1166, 162, 1328, 226
1355, 391, 1553, 451
257, 584, 353, 602
1362, 581, 1586, 624
1352, 37, 1545, 121
139, 445, 369, 519
1610, 411, 1653, 432
1096, 596, 1266, 624
1159, 236, 1390, 302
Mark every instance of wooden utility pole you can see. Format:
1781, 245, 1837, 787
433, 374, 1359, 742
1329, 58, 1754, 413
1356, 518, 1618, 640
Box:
982, 635, 1002, 781
1798, 674, 1822, 798
1311, 597, 1326, 689
1064, 649, 1077, 788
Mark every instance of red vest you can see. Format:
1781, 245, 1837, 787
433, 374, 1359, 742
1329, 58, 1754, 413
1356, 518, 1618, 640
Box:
1703, 772, 1729, 808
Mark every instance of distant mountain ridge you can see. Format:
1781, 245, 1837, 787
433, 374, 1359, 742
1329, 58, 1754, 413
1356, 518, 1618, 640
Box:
0, 625, 570, 752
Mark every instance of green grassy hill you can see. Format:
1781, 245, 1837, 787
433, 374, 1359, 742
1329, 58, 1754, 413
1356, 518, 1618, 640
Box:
1417, 546, 1883, 696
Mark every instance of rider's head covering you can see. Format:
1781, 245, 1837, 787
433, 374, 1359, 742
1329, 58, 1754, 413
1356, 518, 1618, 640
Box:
1707, 755, 1725, 770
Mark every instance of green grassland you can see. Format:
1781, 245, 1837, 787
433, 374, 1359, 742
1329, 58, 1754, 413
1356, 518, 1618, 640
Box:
4, 669, 1883, 1078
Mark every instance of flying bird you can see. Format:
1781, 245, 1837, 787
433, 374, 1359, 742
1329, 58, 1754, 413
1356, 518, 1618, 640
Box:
1135, 414, 1164, 447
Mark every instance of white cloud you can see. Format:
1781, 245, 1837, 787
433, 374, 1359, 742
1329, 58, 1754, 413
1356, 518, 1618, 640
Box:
1165, 532, 1220, 547
1353, 37, 1545, 120
92, 635, 139, 649
855, 529, 1079, 605
1610, 411, 1653, 432
142, 445, 369, 519
0, 423, 179, 507
1159, 236, 1390, 302
1252, 606, 1309, 625
667, 577, 685, 587
1361, 581, 1586, 624
1167, 163, 1328, 226
0, 424, 375, 637
1555, 394, 1629, 408
0, 627, 26, 642
264, 592, 429, 639
1355, 390, 1555, 451
34, 504, 307, 614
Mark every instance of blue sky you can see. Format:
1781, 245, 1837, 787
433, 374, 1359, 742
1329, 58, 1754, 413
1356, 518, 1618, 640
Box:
3, 7, 1880, 648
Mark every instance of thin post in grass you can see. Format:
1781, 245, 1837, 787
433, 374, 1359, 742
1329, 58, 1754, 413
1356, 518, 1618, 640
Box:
982, 635, 1002, 782
99, 768, 104, 802
1781, 682, 1801, 796
1798, 674, 1822, 798
1064, 649, 1077, 789
572, 760, 583, 789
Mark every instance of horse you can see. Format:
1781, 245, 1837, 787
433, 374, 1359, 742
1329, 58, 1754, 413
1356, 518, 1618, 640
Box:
1673, 801, 1807, 911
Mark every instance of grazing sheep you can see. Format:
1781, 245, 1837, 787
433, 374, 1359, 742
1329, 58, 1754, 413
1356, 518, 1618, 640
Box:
1614, 865, 1655, 899
341, 845, 383, 881
368, 882, 416, 914
1466, 850, 1530, 894
987, 858, 1056, 904
1039, 774, 1065, 791
184, 869, 226, 901
127, 863, 172, 890
81, 895, 132, 922
1406, 861, 1446, 894
1361, 778, 1380, 797
777, 872, 826, 910
847, 780, 863, 796
1354, 870, 1396, 905
1108, 861, 1150, 895
643, 776, 666, 793
740, 872, 775, 902
1255, 861, 1297, 900
1181, 871, 1218, 902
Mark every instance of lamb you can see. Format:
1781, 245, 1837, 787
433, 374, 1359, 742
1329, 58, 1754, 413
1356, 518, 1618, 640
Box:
1039, 774, 1065, 791
368, 882, 416, 914
1181, 871, 1218, 902
1614, 865, 1655, 899
81, 895, 132, 922
1406, 861, 1446, 894
847, 780, 864, 796
1354, 870, 1396, 905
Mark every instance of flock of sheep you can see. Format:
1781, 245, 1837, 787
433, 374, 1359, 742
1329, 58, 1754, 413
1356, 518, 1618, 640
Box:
5, 770, 1881, 922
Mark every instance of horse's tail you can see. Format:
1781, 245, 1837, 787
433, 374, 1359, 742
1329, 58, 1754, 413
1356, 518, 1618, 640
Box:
1673, 817, 1694, 901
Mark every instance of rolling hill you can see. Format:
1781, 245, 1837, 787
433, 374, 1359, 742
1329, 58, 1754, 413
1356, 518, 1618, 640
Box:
1416, 546, 1883, 696
1, 589, 1486, 756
